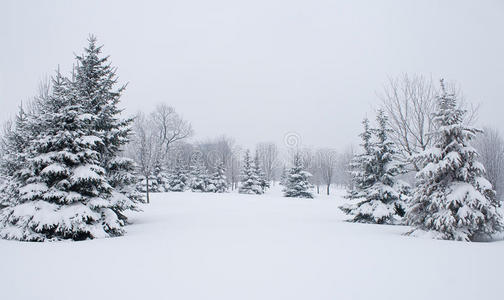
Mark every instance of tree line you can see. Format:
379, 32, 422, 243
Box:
1, 37, 503, 242
125, 103, 355, 200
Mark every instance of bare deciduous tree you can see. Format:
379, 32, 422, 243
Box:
127, 112, 162, 203
256, 142, 280, 184
316, 148, 338, 195
229, 145, 243, 190
334, 146, 354, 189
474, 127, 504, 202
151, 104, 193, 159
215, 137, 241, 190
379, 74, 436, 169
129, 105, 193, 202
379, 74, 479, 171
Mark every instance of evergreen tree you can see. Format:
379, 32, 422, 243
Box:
151, 162, 170, 192
0, 37, 142, 241
137, 174, 154, 193
283, 153, 314, 198
168, 157, 188, 192
254, 151, 270, 192
189, 155, 209, 192
0, 105, 32, 208
344, 118, 374, 201
209, 161, 229, 193
0, 72, 119, 240
340, 112, 408, 224
239, 150, 263, 194
106, 155, 143, 219
73, 35, 142, 215
142, 165, 160, 193
405, 81, 502, 241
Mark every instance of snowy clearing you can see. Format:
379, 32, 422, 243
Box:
1, 186, 503, 300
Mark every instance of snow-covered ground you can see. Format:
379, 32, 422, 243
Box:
1, 186, 503, 300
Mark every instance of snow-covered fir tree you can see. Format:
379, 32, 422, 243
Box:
254, 151, 270, 192
340, 111, 408, 224
208, 161, 228, 193
0, 37, 142, 241
168, 157, 188, 192
0, 105, 31, 208
151, 162, 170, 192
136, 162, 170, 194
106, 155, 143, 220
1, 73, 117, 240
239, 150, 263, 194
137, 174, 157, 193
283, 153, 314, 198
72, 35, 142, 218
344, 118, 374, 201
189, 155, 209, 192
405, 80, 502, 241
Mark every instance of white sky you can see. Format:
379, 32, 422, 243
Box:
1, 0, 503, 150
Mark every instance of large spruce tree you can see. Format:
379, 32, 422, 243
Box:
341, 111, 408, 224
0, 37, 142, 241
73, 36, 142, 218
406, 81, 502, 241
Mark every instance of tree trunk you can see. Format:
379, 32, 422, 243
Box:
145, 176, 150, 204
326, 184, 330, 195
317, 185, 320, 194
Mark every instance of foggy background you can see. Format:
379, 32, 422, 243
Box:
1, 0, 503, 149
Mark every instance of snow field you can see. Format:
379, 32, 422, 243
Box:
0, 187, 503, 300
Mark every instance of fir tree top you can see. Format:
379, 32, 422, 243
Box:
74, 35, 131, 158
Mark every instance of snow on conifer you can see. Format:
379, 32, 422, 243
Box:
208, 161, 228, 193
239, 150, 263, 194
137, 174, 157, 193
0, 105, 31, 208
0, 37, 142, 241
152, 163, 170, 192
136, 162, 170, 193
405, 80, 502, 241
168, 157, 188, 192
254, 151, 270, 193
189, 154, 209, 192
283, 153, 314, 198
341, 111, 408, 224
344, 118, 374, 202
1, 73, 114, 240
72, 35, 142, 218
106, 155, 143, 218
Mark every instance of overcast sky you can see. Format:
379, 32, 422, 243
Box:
1, 0, 503, 150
